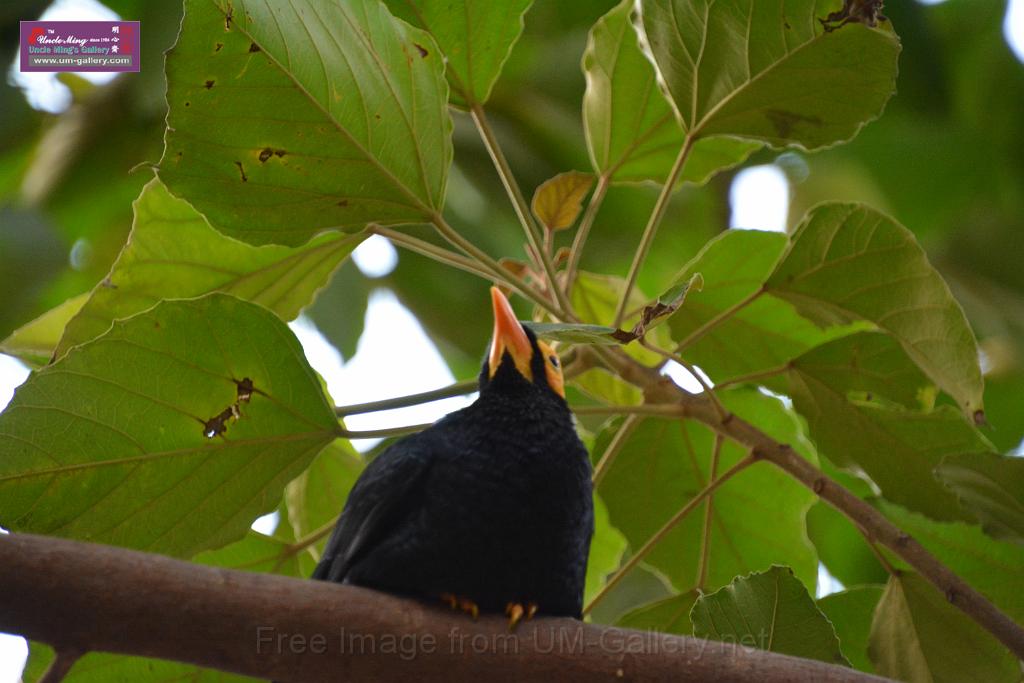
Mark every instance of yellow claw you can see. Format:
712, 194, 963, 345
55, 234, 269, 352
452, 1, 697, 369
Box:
440, 593, 479, 619
505, 602, 538, 631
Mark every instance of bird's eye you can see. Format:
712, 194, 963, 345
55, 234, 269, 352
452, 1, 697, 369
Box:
549, 355, 559, 368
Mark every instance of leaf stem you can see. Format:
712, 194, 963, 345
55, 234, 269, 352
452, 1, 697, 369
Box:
564, 173, 610, 297
338, 423, 432, 440
335, 379, 478, 417
591, 415, 641, 488
675, 287, 765, 353
469, 102, 576, 319
572, 404, 685, 417
696, 435, 724, 590
584, 453, 756, 614
613, 134, 695, 328
375, 226, 497, 282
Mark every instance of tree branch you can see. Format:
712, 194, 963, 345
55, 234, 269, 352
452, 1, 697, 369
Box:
0, 533, 891, 683
594, 347, 1024, 660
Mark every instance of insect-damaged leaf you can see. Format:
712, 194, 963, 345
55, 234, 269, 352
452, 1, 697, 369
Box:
629, 273, 703, 339
160, 0, 452, 246
0, 294, 338, 558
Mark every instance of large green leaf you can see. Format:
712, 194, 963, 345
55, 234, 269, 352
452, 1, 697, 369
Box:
936, 452, 1024, 544
0, 294, 339, 557
597, 388, 818, 593
874, 500, 1024, 624
869, 572, 1019, 683
194, 530, 304, 577
384, 0, 532, 108
806, 501, 888, 587
616, 591, 697, 635
690, 566, 849, 666
582, 0, 759, 184
54, 180, 365, 359
284, 437, 364, 557
0, 292, 88, 367
638, 0, 900, 150
818, 586, 884, 674
785, 333, 993, 522
768, 203, 984, 415
160, 0, 452, 246
666, 229, 859, 382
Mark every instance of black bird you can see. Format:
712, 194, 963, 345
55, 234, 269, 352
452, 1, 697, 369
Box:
312, 287, 594, 625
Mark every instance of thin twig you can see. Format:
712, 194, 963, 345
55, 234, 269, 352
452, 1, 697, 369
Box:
696, 436, 724, 590
564, 173, 610, 297
375, 226, 497, 282
572, 404, 685, 417
338, 423, 432, 440
468, 102, 576, 319
39, 649, 81, 683
584, 453, 757, 614
591, 415, 641, 488
336, 379, 478, 417
613, 135, 695, 328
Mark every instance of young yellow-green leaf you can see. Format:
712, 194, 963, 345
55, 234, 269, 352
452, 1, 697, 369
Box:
583, 0, 759, 184
768, 203, 984, 416
818, 586, 884, 674
572, 367, 643, 406
666, 229, 860, 383
194, 530, 304, 577
0, 294, 338, 557
596, 389, 818, 593
869, 573, 1019, 683
617, 591, 697, 635
383, 0, 533, 108
638, 0, 900, 150
531, 171, 594, 232
54, 180, 365, 359
786, 335, 993, 522
874, 500, 1024, 624
0, 292, 87, 367
936, 452, 1024, 544
585, 494, 628, 606
160, 0, 452, 246
691, 566, 849, 666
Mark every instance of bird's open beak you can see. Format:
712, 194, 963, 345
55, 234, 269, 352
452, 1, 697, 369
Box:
489, 287, 533, 380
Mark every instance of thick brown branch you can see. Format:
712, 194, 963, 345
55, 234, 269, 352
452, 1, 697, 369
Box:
597, 348, 1024, 661
0, 533, 888, 683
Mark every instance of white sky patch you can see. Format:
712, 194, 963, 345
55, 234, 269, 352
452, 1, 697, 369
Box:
729, 165, 790, 233
250, 510, 280, 535
290, 289, 473, 452
351, 234, 398, 279
9, 0, 122, 113
1006, 0, 1024, 64
817, 562, 846, 599
661, 360, 712, 394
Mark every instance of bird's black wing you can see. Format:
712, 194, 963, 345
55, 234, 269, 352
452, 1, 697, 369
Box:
311, 434, 435, 583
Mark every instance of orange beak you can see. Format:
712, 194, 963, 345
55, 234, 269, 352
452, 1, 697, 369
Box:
489, 287, 533, 380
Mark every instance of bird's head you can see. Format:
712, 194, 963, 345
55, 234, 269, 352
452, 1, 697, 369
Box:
479, 287, 565, 399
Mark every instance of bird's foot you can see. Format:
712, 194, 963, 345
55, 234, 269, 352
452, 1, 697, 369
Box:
505, 601, 538, 631
440, 593, 479, 620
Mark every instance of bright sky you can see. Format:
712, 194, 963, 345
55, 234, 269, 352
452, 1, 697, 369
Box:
4, 0, 1023, 678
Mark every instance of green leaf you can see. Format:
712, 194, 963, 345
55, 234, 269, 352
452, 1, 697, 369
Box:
691, 566, 849, 665
26, 643, 254, 683
768, 203, 984, 415
523, 321, 628, 345
869, 572, 1019, 683
597, 388, 818, 593
874, 500, 1024, 624
666, 229, 859, 382
0, 292, 88, 367
806, 501, 888, 587
818, 586, 884, 674
638, 0, 900, 150
194, 530, 304, 577
284, 437, 364, 554
582, 0, 759, 184
384, 0, 533, 108
160, 0, 452, 246
0, 294, 338, 557
785, 333, 993, 522
55, 180, 365, 359
585, 494, 628, 606
936, 452, 1024, 544
572, 367, 643, 406
531, 171, 593, 231
617, 591, 697, 635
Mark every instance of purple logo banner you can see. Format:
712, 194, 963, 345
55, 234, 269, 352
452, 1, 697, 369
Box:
20, 20, 140, 73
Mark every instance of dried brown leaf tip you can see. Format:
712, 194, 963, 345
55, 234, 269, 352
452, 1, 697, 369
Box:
630, 273, 704, 339
820, 0, 887, 32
